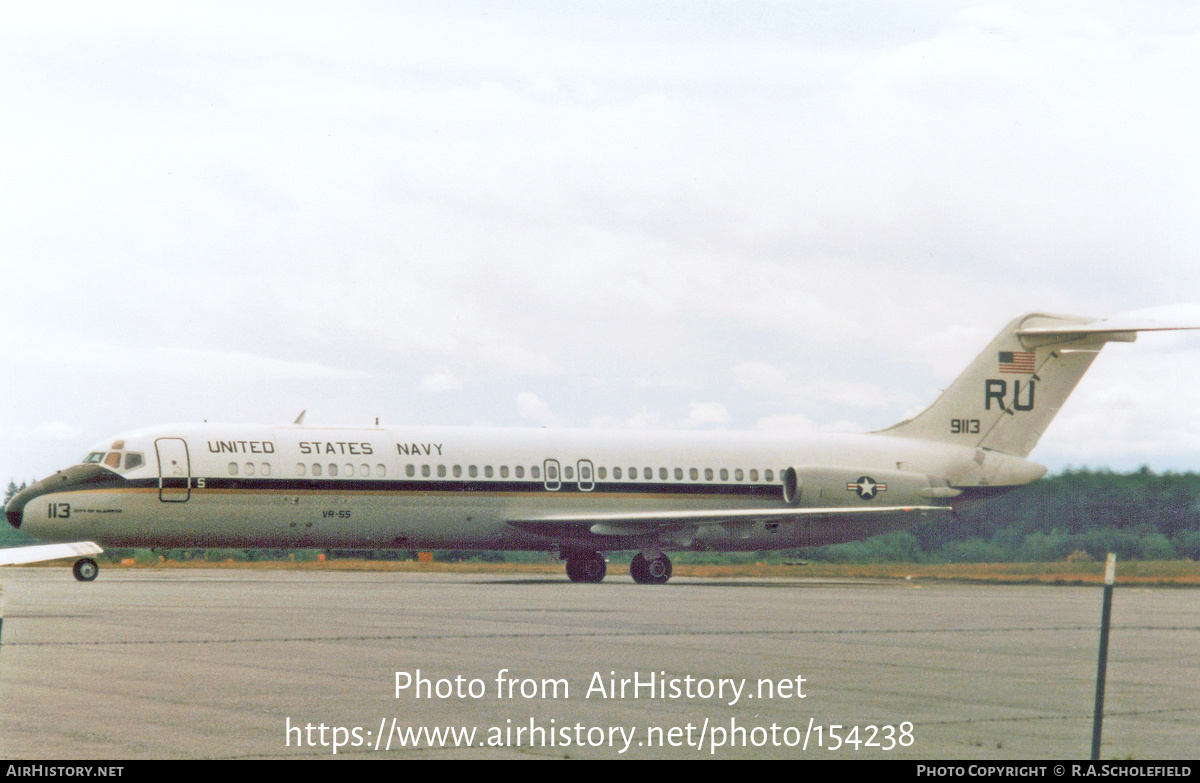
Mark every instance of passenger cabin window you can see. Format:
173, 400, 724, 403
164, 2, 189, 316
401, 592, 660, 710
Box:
613, 467, 622, 479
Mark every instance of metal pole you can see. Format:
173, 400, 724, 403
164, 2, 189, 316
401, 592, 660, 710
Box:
1090, 553, 1116, 760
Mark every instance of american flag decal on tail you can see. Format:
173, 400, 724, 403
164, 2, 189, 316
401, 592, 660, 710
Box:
999, 351, 1035, 374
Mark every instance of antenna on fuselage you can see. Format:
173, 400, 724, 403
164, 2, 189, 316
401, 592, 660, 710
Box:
294, 410, 306, 425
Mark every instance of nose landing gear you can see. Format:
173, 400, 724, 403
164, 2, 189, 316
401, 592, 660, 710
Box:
72, 557, 99, 582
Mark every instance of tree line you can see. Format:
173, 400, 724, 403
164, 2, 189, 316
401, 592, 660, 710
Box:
811, 467, 1200, 563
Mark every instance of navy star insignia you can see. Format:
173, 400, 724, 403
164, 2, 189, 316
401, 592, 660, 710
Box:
847, 476, 887, 500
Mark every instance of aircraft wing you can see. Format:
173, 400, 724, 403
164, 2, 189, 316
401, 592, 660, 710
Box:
508, 505, 952, 539
0, 541, 103, 566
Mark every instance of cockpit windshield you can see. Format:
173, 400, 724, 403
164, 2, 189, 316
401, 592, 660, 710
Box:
81, 450, 145, 473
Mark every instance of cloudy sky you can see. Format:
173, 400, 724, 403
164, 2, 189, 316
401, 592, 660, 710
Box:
3, 0, 1199, 485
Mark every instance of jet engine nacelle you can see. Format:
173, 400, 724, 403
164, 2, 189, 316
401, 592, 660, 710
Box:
782, 465, 952, 507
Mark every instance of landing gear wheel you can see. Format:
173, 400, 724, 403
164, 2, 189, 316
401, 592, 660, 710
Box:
630, 552, 672, 585
73, 557, 99, 582
565, 551, 606, 583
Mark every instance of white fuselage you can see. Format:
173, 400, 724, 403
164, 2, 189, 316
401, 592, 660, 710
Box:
14, 422, 1045, 553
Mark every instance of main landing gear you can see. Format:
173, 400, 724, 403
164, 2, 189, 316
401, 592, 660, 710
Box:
562, 550, 674, 584
630, 552, 672, 585
564, 550, 607, 583
72, 557, 99, 582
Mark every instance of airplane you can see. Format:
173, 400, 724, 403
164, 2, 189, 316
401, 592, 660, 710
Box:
3, 312, 1197, 584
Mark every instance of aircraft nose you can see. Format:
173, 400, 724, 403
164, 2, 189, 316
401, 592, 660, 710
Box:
6, 481, 45, 530
6, 491, 28, 529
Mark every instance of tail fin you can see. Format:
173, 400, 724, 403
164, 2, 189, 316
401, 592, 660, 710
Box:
879, 312, 1194, 457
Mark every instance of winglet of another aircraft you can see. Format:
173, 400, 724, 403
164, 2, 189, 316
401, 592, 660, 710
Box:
0, 541, 104, 567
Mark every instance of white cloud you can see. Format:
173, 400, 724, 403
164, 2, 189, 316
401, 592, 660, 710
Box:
754, 413, 869, 435
802, 380, 892, 410
516, 392, 567, 427
2, 2, 1199, 481
682, 402, 731, 429
420, 369, 463, 393
2, 340, 367, 383
32, 422, 83, 441
734, 362, 895, 410
588, 409, 663, 430
754, 413, 818, 433
734, 362, 792, 394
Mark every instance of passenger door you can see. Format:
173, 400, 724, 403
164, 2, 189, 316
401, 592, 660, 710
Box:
156, 438, 191, 502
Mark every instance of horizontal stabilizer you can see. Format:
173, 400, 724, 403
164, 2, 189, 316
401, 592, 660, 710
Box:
0, 541, 103, 567
1016, 312, 1200, 346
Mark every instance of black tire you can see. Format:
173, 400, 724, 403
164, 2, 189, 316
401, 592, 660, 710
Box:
631, 553, 672, 585
73, 557, 99, 582
566, 551, 606, 583
630, 553, 649, 583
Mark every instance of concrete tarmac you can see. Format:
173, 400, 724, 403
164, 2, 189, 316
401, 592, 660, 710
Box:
0, 567, 1196, 759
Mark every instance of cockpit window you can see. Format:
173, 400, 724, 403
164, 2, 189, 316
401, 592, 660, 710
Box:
82, 450, 146, 472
